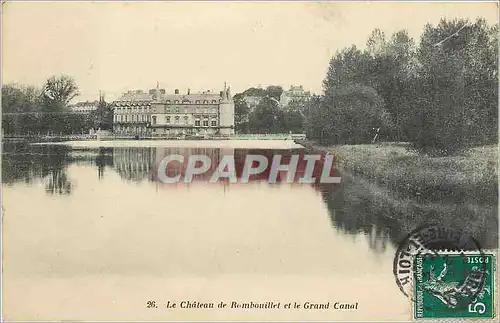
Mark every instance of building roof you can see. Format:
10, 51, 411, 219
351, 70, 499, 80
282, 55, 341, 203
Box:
113, 87, 232, 105
69, 100, 99, 107
113, 100, 152, 106
160, 93, 222, 103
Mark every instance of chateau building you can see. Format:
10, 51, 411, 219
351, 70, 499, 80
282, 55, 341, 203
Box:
112, 83, 235, 136
112, 89, 155, 135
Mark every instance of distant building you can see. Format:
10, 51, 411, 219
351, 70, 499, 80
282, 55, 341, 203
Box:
69, 91, 106, 114
112, 83, 235, 136
279, 85, 311, 108
68, 100, 99, 114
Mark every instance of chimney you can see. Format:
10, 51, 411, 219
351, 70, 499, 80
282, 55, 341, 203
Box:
220, 91, 223, 97
187, 88, 191, 95
175, 89, 179, 94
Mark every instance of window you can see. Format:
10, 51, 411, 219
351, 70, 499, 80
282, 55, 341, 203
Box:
152, 116, 157, 125
125, 115, 128, 122
166, 100, 170, 103
203, 120, 209, 127
166, 116, 171, 123
184, 116, 188, 124
142, 115, 145, 122
174, 100, 179, 104
175, 116, 180, 124
212, 100, 217, 103
165, 107, 170, 113
203, 100, 208, 104
195, 120, 201, 127
211, 120, 217, 127
196, 100, 200, 104
204, 107, 208, 113
175, 107, 180, 113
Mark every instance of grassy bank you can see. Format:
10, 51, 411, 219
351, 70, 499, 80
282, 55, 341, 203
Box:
306, 141, 498, 205
300, 140, 498, 247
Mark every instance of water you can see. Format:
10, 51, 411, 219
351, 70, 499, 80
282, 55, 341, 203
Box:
1, 141, 495, 321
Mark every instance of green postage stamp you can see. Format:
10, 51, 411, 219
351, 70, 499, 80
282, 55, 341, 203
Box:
413, 252, 496, 319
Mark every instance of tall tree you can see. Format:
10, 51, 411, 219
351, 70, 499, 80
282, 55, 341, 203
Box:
233, 93, 250, 133
42, 75, 79, 112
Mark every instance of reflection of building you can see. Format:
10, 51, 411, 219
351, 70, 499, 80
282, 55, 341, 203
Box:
279, 85, 311, 108
112, 147, 155, 181
102, 146, 338, 186
152, 148, 335, 185
112, 83, 235, 136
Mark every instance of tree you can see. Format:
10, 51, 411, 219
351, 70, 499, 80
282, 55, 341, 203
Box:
233, 93, 250, 133
265, 85, 283, 100
42, 75, 79, 112
315, 18, 497, 154
283, 109, 304, 133
405, 18, 498, 154
89, 99, 114, 130
1, 84, 43, 134
310, 85, 391, 145
248, 96, 285, 134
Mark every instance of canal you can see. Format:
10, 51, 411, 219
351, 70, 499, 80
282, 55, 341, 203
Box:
1, 140, 495, 320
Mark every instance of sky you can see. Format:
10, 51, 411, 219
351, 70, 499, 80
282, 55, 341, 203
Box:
2, 1, 498, 102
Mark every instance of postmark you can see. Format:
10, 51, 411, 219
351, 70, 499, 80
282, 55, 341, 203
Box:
393, 225, 496, 319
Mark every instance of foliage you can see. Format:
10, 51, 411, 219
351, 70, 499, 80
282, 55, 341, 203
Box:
311, 17, 498, 155
89, 100, 114, 130
308, 85, 392, 144
2, 75, 112, 135
234, 85, 302, 134
42, 75, 80, 111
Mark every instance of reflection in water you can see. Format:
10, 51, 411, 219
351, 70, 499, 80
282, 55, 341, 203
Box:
317, 169, 498, 250
113, 147, 154, 182
2, 143, 497, 252
2, 143, 74, 195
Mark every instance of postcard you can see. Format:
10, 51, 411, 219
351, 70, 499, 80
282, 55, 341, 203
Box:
1, 1, 498, 321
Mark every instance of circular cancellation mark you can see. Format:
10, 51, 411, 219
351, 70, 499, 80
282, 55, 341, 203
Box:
393, 224, 488, 313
